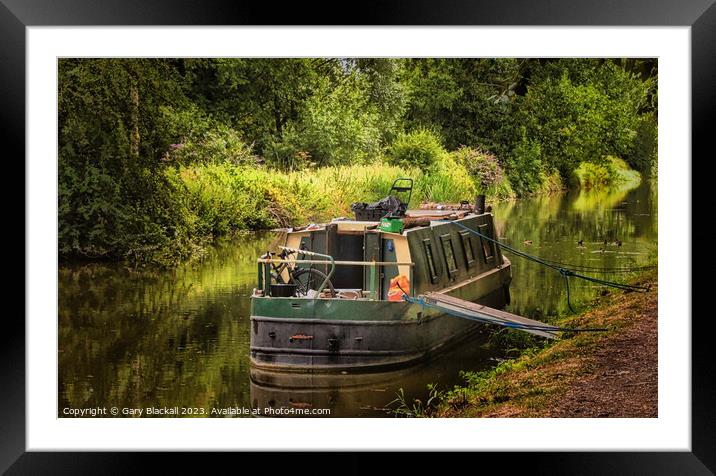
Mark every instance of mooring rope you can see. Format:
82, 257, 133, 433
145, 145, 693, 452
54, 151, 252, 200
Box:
440, 220, 650, 312
536, 257, 657, 274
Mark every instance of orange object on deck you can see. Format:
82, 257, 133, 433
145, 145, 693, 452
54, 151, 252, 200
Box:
387, 275, 410, 302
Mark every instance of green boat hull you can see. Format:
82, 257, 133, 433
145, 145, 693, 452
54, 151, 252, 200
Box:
250, 262, 511, 372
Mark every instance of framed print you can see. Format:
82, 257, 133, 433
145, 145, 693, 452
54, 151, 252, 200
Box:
7, 0, 713, 473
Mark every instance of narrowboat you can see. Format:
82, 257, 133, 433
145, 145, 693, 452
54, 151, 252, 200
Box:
250, 179, 515, 373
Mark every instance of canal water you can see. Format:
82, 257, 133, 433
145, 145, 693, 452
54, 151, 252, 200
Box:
58, 180, 657, 417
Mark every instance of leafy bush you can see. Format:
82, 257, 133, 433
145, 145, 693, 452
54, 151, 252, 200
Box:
538, 170, 565, 194
571, 162, 615, 189
450, 146, 514, 199
451, 146, 503, 188
626, 113, 657, 173
168, 123, 258, 166
572, 156, 641, 189
388, 128, 447, 170
608, 156, 642, 185
261, 132, 315, 171
507, 132, 544, 196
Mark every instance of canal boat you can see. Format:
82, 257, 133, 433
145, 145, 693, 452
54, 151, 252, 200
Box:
250, 179, 525, 373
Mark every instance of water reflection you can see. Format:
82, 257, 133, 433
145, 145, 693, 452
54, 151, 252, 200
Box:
58, 181, 657, 417
493, 180, 657, 317
59, 233, 283, 415
250, 343, 502, 418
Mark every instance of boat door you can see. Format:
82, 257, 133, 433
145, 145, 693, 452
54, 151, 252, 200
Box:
363, 231, 382, 300
381, 238, 399, 298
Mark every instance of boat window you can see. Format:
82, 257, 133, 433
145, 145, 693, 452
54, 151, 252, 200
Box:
460, 231, 475, 268
478, 224, 495, 263
422, 239, 440, 283
441, 234, 459, 277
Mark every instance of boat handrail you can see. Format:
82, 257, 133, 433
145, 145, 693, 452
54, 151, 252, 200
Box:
257, 258, 415, 267
258, 246, 415, 298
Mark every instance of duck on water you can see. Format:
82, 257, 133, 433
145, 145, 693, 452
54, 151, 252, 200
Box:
250, 178, 553, 373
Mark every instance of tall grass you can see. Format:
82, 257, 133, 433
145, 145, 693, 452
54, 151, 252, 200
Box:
153, 156, 633, 265
171, 161, 480, 235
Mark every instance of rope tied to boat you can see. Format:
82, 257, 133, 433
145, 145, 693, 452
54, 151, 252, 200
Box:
440, 220, 651, 313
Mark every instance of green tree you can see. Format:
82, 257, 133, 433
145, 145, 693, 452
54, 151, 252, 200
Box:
519, 66, 648, 177
402, 58, 523, 158
270, 74, 383, 167
182, 58, 322, 150
58, 58, 191, 262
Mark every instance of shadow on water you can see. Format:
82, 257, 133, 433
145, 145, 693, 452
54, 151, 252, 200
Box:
58, 180, 657, 417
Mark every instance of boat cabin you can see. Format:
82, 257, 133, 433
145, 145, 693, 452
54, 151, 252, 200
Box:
257, 209, 506, 302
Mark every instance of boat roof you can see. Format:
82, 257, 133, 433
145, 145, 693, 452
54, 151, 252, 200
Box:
402, 209, 459, 217
286, 209, 481, 235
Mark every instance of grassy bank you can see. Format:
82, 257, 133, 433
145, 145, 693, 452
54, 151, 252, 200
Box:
392, 268, 658, 418
62, 153, 646, 267
162, 150, 643, 268
168, 159, 502, 235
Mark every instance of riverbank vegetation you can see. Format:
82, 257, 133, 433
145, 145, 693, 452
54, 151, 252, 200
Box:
389, 269, 658, 418
571, 156, 642, 190
169, 161, 477, 234
59, 58, 657, 265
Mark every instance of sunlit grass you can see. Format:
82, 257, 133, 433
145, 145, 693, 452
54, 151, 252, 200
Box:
174, 161, 479, 231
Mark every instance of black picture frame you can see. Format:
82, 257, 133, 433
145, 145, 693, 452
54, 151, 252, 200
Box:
5, 0, 711, 473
